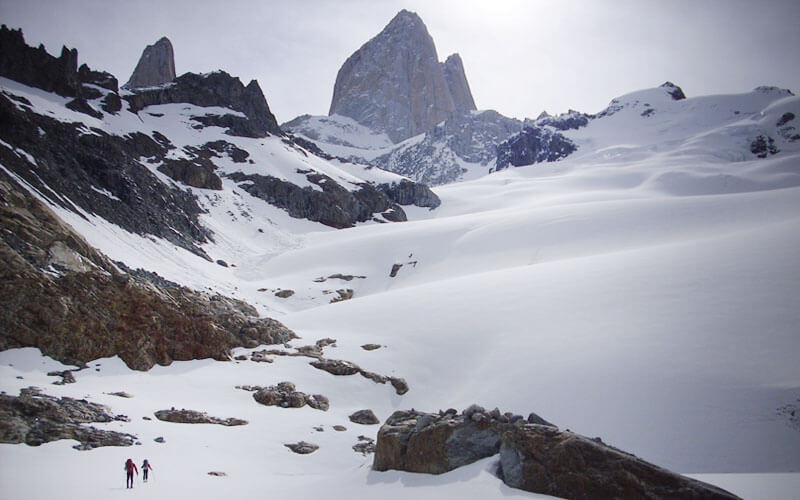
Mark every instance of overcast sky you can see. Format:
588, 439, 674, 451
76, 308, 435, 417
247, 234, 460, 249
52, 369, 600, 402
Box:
3, 0, 799, 123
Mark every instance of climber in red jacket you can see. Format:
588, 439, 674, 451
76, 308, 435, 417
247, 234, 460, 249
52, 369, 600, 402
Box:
125, 458, 138, 488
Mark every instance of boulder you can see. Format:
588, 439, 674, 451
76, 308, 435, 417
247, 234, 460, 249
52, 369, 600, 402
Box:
498, 424, 741, 499
373, 407, 525, 474
349, 409, 380, 425
310, 358, 361, 376
153, 409, 247, 426
285, 441, 319, 454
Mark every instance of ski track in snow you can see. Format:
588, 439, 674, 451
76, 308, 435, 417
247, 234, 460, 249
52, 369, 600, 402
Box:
2, 80, 800, 499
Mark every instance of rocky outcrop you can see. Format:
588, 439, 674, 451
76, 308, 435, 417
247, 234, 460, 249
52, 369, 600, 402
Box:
248, 382, 330, 411
442, 54, 476, 112
661, 81, 686, 101
373, 110, 523, 185
329, 10, 475, 143
495, 126, 577, 170
123, 37, 176, 89
1, 80, 213, 257
226, 171, 408, 228
153, 409, 247, 426
498, 424, 741, 499
531, 109, 591, 131
310, 358, 361, 376
378, 179, 441, 208
125, 71, 282, 138
373, 406, 740, 499
309, 358, 409, 395
0, 26, 120, 118
373, 406, 532, 474
751, 135, 779, 158
0, 387, 136, 450
0, 25, 81, 98
0, 174, 296, 370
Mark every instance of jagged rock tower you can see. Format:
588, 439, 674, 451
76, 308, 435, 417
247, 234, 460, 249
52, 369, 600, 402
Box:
123, 36, 176, 89
329, 10, 476, 143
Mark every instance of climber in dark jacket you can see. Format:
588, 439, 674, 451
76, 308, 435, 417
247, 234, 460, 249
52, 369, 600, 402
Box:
125, 458, 138, 488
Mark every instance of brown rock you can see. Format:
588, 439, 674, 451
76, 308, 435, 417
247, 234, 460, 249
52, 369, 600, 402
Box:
285, 441, 319, 454
349, 409, 379, 425
153, 409, 247, 426
310, 359, 361, 376
499, 424, 741, 499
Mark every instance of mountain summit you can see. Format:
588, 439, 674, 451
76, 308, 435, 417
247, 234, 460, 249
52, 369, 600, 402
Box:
123, 36, 176, 89
328, 10, 476, 143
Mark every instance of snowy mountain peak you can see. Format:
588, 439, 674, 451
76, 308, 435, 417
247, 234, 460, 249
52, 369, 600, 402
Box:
123, 36, 176, 89
328, 10, 475, 143
660, 81, 686, 100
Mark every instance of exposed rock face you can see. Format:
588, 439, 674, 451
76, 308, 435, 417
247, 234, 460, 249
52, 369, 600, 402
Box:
495, 126, 578, 170
373, 406, 529, 474
227, 170, 429, 229
661, 81, 686, 101
373, 110, 523, 185
442, 54, 476, 112
373, 406, 740, 499
530, 109, 591, 131
123, 37, 176, 89
329, 10, 475, 143
0, 174, 296, 371
0, 45, 214, 256
0, 25, 81, 98
0, 388, 136, 449
153, 409, 247, 426
498, 424, 741, 499
125, 71, 282, 138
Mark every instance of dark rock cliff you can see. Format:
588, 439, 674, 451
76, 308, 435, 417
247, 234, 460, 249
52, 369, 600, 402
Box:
0, 91, 213, 257
495, 126, 577, 170
125, 71, 282, 138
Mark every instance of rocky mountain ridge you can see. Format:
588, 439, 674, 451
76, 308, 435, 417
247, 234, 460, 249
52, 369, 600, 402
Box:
0, 27, 438, 370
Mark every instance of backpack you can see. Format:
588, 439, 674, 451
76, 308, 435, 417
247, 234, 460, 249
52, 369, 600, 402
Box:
125, 459, 133, 471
